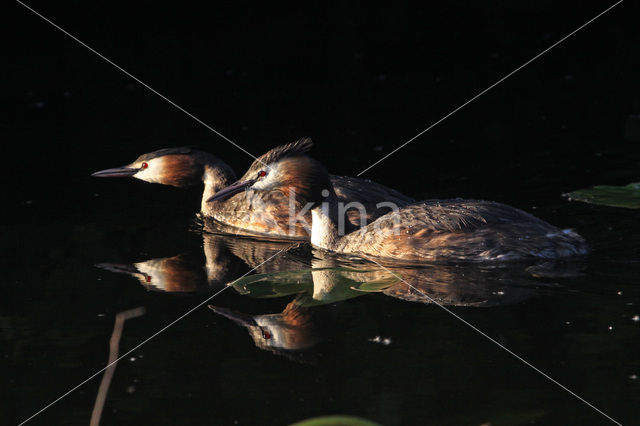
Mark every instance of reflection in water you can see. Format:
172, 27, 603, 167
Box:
97, 223, 582, 360
96, 229, 307, 292
210, 259, 401, 361
231, 252, 564, 307
217, 254, 575, 358
209, 302, 329, 363
382, 264, 547, 307
97, 255, 213, 292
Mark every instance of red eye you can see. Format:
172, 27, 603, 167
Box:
259, 170, 266, 177
141, 162, 148, 169
262, 330, 271, 339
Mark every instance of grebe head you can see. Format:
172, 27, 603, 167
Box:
91, 147, 217, 187
208, 138, 332, 204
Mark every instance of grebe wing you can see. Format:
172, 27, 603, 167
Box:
330, 175, 415, 206
338, 199, 586, 262
330, 175, 415, 226
368, 199, 549, 233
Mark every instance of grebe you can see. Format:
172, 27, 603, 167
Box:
92, 143, 413, 239
210, 140, 588, 263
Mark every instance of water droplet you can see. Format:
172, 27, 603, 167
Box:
369, 336, 391, 345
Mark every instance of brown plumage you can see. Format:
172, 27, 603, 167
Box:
93, 142, 413, 240
332, 200, 588, 263
249, 137, 314, 170
219, 141, 589, 263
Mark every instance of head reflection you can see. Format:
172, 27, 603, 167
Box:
210, 301, 325, 354
96, 228, 306, 293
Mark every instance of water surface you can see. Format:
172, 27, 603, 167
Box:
5, 2, 640, 424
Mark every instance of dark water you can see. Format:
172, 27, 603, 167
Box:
5, 2, 640, 425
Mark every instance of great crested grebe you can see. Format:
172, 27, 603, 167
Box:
92, 143, 413, 239
210, 140, 588, 263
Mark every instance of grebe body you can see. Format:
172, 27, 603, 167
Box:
210, 140, 588, 262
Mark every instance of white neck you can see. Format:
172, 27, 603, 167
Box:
201, 165, 235, 215
310, 193, 341, 250
310, 258, 341, 301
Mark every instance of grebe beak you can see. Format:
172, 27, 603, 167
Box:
208, 305, 257, 327
95, 262, 140, 275
207, 179, 255, 202
91, 166, 138, 178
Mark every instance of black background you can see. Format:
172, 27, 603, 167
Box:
4, 2, 640, 425
6, 1, 640, 208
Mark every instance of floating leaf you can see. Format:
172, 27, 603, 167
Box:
566, 182, 640, 209
229, 269, 312, 298
229, 267, 401, 306
291, 415, 381, 426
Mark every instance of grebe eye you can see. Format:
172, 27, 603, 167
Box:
141, 162, 148, 170
259, 170, 267, 177
262, 330, 271, 339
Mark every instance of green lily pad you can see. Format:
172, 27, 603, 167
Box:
229, 269, 312, 298
229, 267, 401, 306
290, 415, 382, 426
353, 275, 403, 292
566, 182, 640, 209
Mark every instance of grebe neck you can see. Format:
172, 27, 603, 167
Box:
201, 163, 236, 214
310, 190, 342, 250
